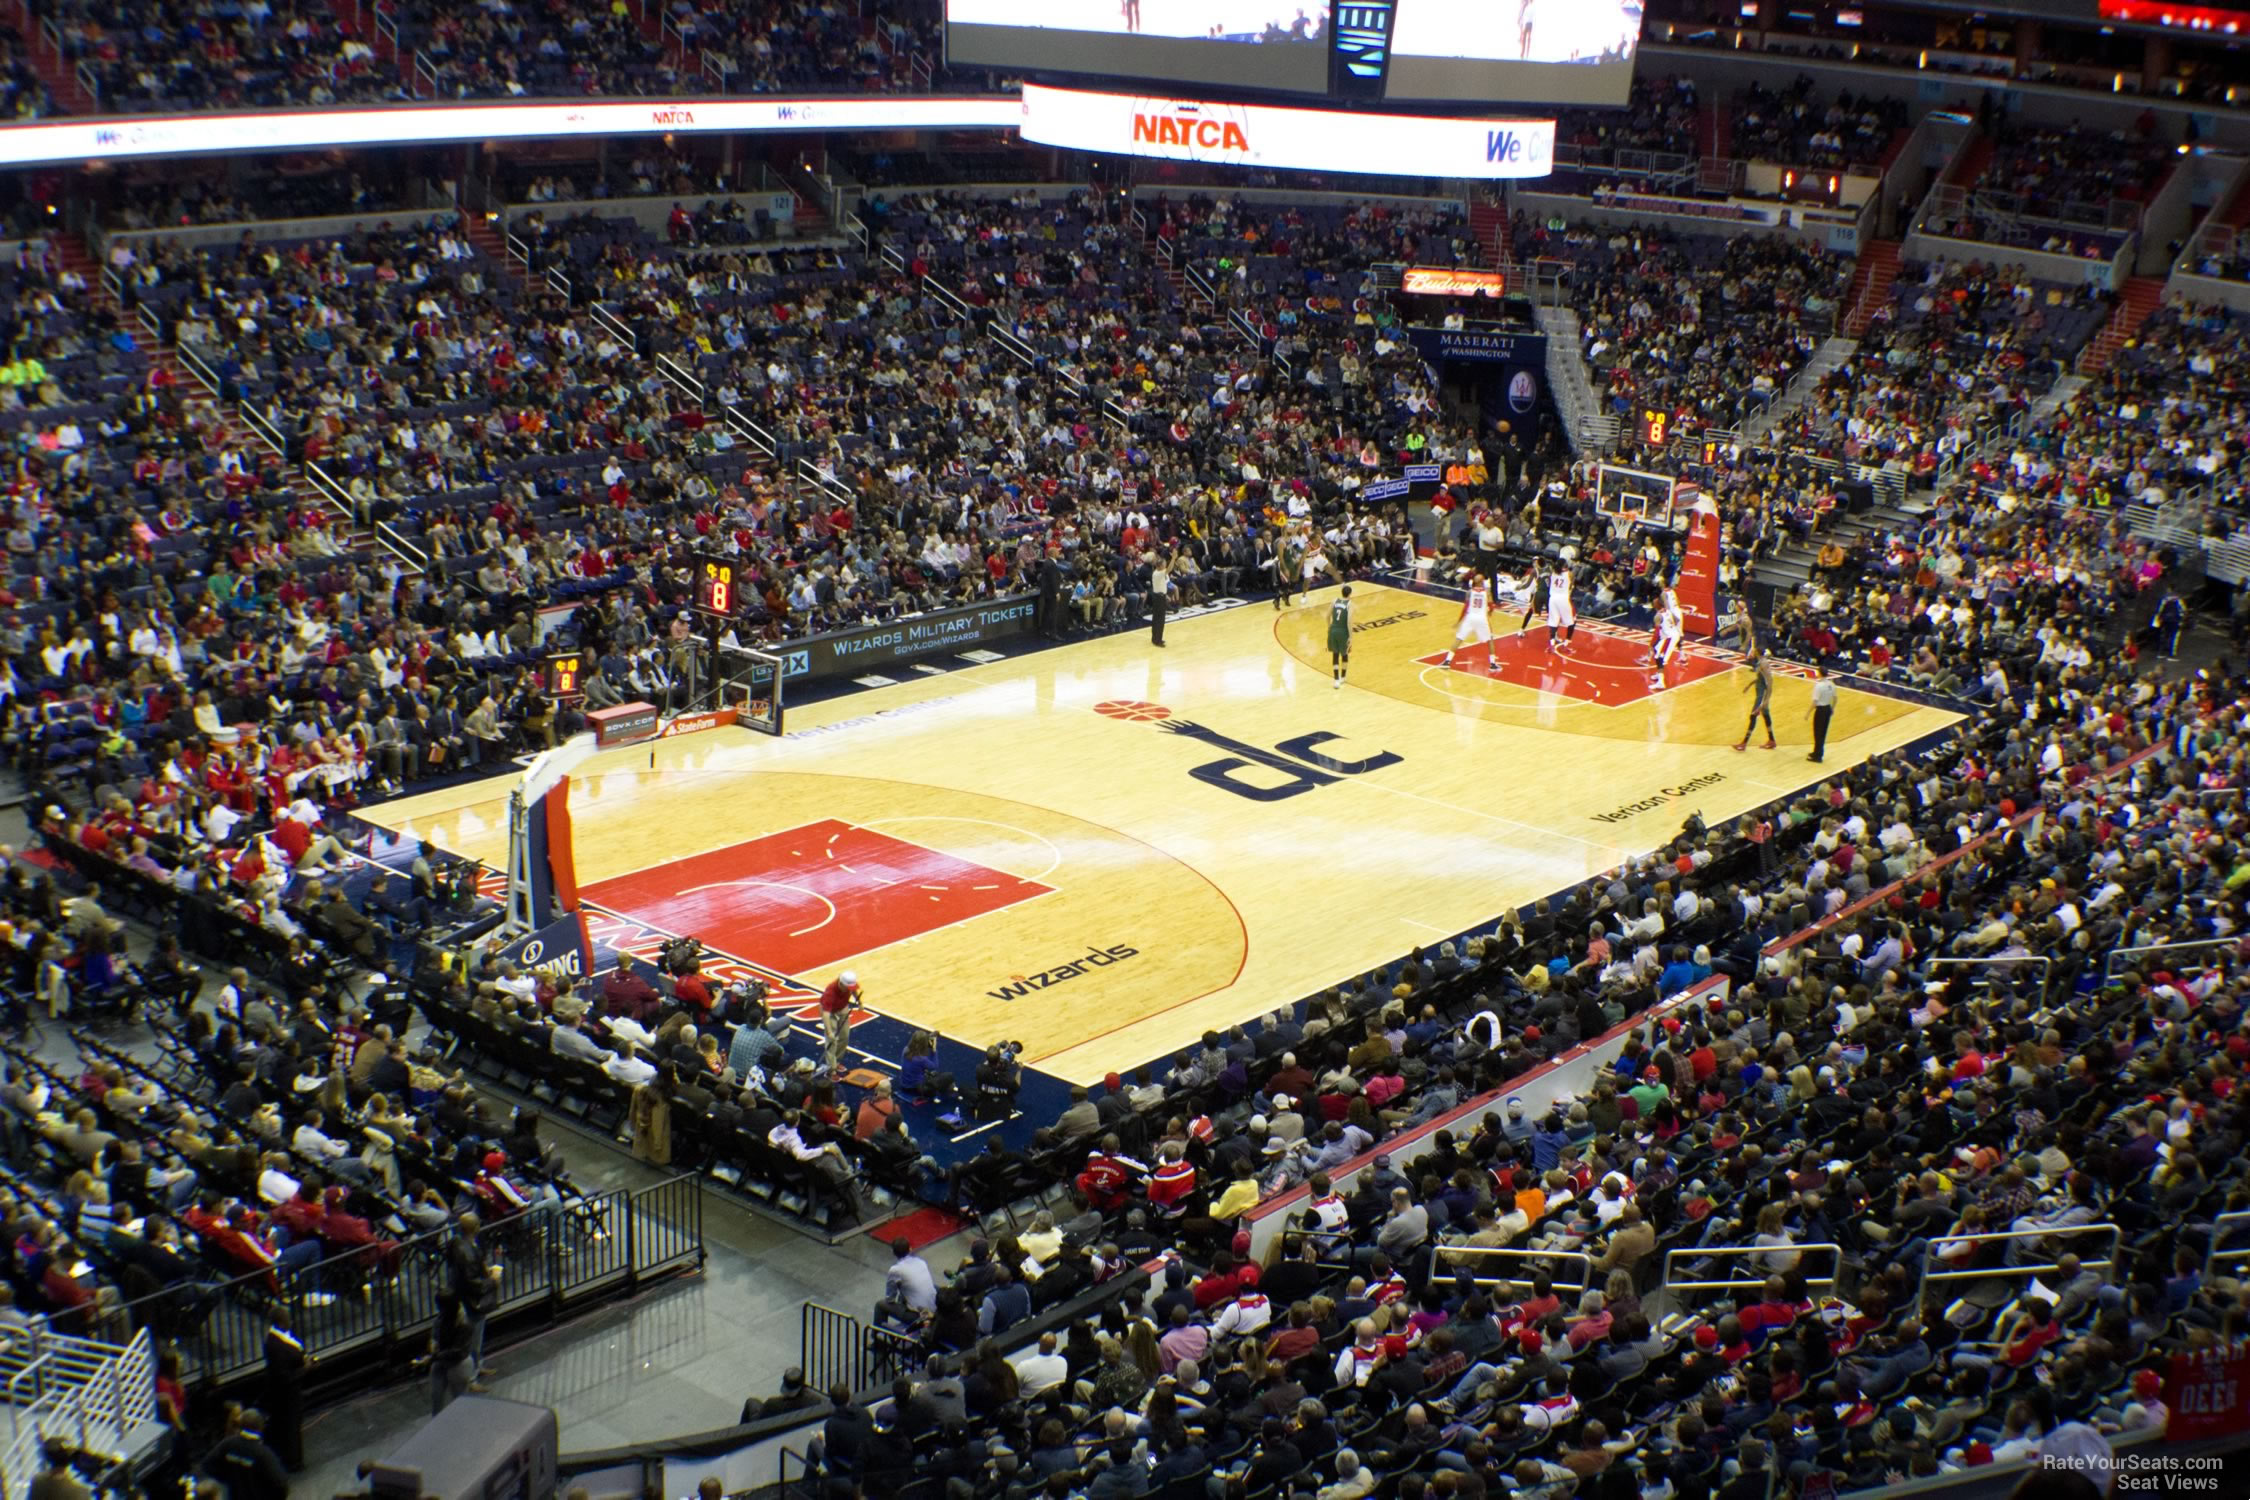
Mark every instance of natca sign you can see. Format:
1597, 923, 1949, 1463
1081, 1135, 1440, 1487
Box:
1020, 84, 1554, 180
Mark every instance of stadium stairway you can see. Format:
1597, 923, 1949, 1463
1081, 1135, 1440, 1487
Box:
2076, 275, 2169, 375
1738, 334, 1858, 444
1840, 239, 1902, 337
17, 9, 100, 114
1749, 490, 1930, 595
463, 210, 516, 269
1132, 216, 1191, 308
1469, 191, 1509, 268
1941, 131, 1995, 192
63, 233, 399, 566
2029, 372, 2090, 427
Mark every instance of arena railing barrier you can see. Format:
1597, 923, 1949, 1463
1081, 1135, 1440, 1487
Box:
1915, 1223, 2121, 1311
1423, 1245, 1596, 1299
798, 1303, 922, 1396
53, 1176, 705, 1393
1661, 1243, 1845, 1302
2205, 1211, 2250, 1284
557, 1266, 1157, 1496
2105, 938, 2242, 985
0, 1327, 159, 1497
1924, 954, 2052, 1002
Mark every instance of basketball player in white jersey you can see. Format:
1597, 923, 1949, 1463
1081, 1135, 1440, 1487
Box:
1649, 587, 1685, 690
1544, 564, 1577, 652
1441, 573, 1497, 670
1489, 568, 1536, 636
1302, 538, 1337, 593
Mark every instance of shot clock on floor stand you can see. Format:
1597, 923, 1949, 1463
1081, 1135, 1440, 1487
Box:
697, 553, 788, 736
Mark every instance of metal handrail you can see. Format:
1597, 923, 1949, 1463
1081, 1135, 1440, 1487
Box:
2105, 938, 2239, 984
655, 351, 704, 405
412, 49, 439, 98
3, 1353, 52, 1429
302, 458, 355, 519
2206, 1211, 2250, 1282
173, 341, 223, 398
375, 519, 431, 570
925, 277, 969, 320
725, 406, 777, 457
589, 302, 636, 354
238, 402, 286, 457
1926, 954, 2053, 1000
1426, 1243, 1595, 1296
1916, 1223, 2120, 1307
1662, 1241, 1845, 1296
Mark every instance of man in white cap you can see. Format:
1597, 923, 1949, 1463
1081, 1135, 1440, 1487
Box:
819, 971, 862, 1072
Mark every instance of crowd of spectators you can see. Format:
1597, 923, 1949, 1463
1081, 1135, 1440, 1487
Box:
48, 0, 387, 112
792, 522, 2246, 1497
1730, 78, 1909, 173
1764, 260, 2110, 472
32, 0, 951, 111
99, 161, 412, 231
503, 151, 755, 207
0, 23, 54, 119
1974, 123, 2179, 228
2185, 231, 2249, 286
1522, 215, 1852, 434
1552, 76, 1701, 161
2003, 303, 2247, 519
7, 115, 2250, 1492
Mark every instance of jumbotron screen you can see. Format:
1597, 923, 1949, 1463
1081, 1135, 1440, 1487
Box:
945, 0, 1642, 103
1387, 0, 1642, 103
947, 0, 1332, 92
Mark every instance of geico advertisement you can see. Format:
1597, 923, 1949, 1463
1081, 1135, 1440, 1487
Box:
1018, 85, 1554, 179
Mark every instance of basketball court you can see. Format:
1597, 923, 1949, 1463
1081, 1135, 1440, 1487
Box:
368, 582, 1958, 1085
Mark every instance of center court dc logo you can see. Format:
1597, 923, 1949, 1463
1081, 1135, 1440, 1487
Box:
1097, 701, 1402, 803
1507, 371, 1538, 414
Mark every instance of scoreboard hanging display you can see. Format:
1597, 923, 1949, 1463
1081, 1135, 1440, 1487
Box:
694, 556, 739, 617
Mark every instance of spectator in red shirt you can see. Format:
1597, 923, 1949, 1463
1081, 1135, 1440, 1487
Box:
672, 968, 712, 1014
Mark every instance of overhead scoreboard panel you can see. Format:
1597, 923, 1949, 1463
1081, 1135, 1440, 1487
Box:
948, 0, 1641, 105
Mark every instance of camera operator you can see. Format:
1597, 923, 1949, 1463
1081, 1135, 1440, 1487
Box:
974, 1042, 1023, 1120
819, 971, 863, 1074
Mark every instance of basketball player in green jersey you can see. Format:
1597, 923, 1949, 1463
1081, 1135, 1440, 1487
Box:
1328, 585, 1352, 689
1733, 647, 1778, 751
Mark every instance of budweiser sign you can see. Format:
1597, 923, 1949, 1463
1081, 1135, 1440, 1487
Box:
1400, 266, 1508, 297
